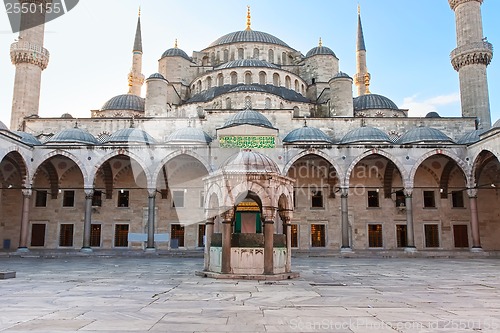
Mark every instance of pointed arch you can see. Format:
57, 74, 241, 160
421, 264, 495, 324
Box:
32, 150, 88, 186
151, 150, 211, 188
283, 150, 343, 178
0, 150, 29, 187
91, 150, 151, 188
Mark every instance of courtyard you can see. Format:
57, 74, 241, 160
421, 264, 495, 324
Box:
0, 256, 499, 332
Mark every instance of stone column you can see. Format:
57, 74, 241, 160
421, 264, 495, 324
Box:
146, 189, 156, 251
221, 210, 234, 274
404, 188, 417, 252
17, 188, 32, 252
81, 188, 94, 253
263, 207, 276, 275
280, 211, 292, 273
340, 187, 351, 251
204, 216, 215, 271
467, 189, 482, 251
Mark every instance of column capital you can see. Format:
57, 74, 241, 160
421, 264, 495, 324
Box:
340, 187, 349, 198
278, 209, 292, 222
467, 188, 478, 198
262, 206, 277, 221
22, 188, 32, 197
404, 188, 413, 197
220, 209, 234, 223
147, 188, 157, 198
449, 0, 483, 11
84, 187, 94, 197
205, 217, 215, 225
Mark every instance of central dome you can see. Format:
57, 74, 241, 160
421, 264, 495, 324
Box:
221, 109, 274, 129
208, 30, 290, 48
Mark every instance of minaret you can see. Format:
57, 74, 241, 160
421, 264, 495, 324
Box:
10, 0, 50, 130
449, 0, 493, 129
354, 5, 371, 96
128, 8, 145, 96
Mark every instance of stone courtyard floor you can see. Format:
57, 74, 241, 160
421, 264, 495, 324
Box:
0, 257, 499, 333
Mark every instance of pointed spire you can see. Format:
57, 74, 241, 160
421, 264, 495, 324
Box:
133, 7, 142, 53
246, 5, 252, 31
357, 4, 366, 51
319, 37, 323, 47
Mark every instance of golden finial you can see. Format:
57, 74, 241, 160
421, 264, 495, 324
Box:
319, 37, 323, 47
174, 38, 178, 48
358, 3, 361, 15
246, 5, 252, 31
138, 6, 141, 17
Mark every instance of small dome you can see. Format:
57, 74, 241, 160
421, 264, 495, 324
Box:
161, 48, 191, 61
147, 73, 166, 80
493, 119, 500, 128
13, 131, 41, 145
208, 30, 290, 48
331, 72, 352, 80
340, 126, 391, 144
60, 113, 74, 119
354, 94, 399, 111
47, 127, 98, 145
166, 127, 212, 144
0, 121, 8, 131
101, 94, 145, 112
222, 150, 279, 174
457, 129, 487, 145
398, 127, 454, 145
306, 46, 336, 58
222, 109, 274, 129
425, 112, 441, 118
104, 128, 156, 144
283, 126, 333, 144
216, 59, 279, 70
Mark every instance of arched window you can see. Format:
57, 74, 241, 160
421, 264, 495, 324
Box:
280, 102, 284, 109
273, 73, 280, 86
238, 48, 244, 59
245, 96, 252, 109
268, 49, 274, 63
216, 51, 220, 63
245, 72, 252, 85
206, 76, 212, 89
197, 80, 202, 93
265, 98, 272, 109
210, 52, 215, 64
225, 97, 232, 109
282, 52, 287, 65
253, 48, 259, 59
223, 49, 229, 62
217, 73, 224, 87
295, 79, 299, 92
230, 72, 238, 85
259, 71, 267, 85
301, 84, 305, 95
285, 76, 291, 89
202, 56, 209, 66
293, 106, 300, 117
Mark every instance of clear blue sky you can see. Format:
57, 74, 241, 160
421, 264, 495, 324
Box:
0, 0, 499, 127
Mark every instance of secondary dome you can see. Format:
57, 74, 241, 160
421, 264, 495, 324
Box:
147, 73, 166, 80
222, 109, 274, 129
457, 129, 487, 145
306, 46, 336, 58
216, 59, 279, 70
493, 119, 500, 128
331, 72, 352, 80
222, 150, 279, 173
398, 127, 454, 144
283, 126, 333, 144
104, 128, 156, 144
209, 30, 290, 48
425, 112, 441, 118
166, 127, 212, 144
340, 126, 391, 144
354, 94, 399, 111
161, 47, 191, 61
47, 127, 98, 145
0, 121, 8, 131
13, 131, 41, 145
101, 94, 145, 112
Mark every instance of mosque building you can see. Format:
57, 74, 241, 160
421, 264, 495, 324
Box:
1, 1, 499, 268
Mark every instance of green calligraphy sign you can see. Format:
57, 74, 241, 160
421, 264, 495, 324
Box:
220, 136, 275, 148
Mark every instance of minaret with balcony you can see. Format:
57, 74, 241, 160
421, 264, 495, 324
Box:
128, 8, 145, 96
354, 5, 371, 96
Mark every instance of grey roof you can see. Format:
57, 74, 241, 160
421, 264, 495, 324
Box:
133, 16, 142, 53
425, 112, 441, 118
216, 59, 279, 70
354, 94, 399, 111
283, 126, 334, 144
457, 129, 487, 145
0, 121, 8, 131
13, 131, 41, 145
357, 13, 366, 51
166, 127, 213, 144
340, 126, 391, 144
222, 150, 279, 174
161, 47, 191, 61
398, 127, 454, 145
209, 30, 290, 48
306, 46, 337, 58
60, 113, 74, 119
148, 73, 166, 80
221, 109, 274, 129
332, 71, 352, 80
186, 84, 310, 104
104, 128, 156, 144
101, 94, 145, 112
493, 119, 500, 128
47, 127, 99, 145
